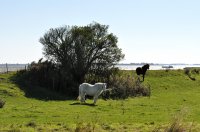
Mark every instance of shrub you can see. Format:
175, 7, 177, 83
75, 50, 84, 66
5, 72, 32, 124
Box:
85, 67, 120, 85
191, 68, 200, 74
102, 75, 151, 99
14, 59, 151, 99
165, 108, 188, 132
0, 99, 5, 108
14, 60, 121, 98
13, 59, 79, 97
184, 68, 197, 81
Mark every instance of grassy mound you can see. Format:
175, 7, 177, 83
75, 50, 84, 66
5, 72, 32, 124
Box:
0, 70, 200, 131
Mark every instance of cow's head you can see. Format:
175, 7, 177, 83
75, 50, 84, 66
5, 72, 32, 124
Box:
103, 83, 107, 91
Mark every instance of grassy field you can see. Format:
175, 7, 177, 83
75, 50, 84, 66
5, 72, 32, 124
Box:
0, 70, 200, 131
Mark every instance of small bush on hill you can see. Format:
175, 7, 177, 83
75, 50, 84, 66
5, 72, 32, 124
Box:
165, 108, 188, 132
13, 59, 79, 97
13, 60, 120, 98
14, 58, 150, 99
85, 67, 119, 84
184, 68, 198, 81
85, 68, 151, 99
191, 68, 200, 74
184, 68, 200, 76
0, 99, 5, 108
102, 75, 151, 99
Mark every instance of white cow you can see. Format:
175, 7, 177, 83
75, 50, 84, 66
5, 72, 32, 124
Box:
78, 83, 107, 104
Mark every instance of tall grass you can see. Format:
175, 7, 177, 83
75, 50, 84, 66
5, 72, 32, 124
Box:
166, 108, 188, 132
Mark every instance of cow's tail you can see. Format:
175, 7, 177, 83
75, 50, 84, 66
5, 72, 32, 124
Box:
77, 84, 82, 101
77, 95, 80, 101
104, 88, 112, 92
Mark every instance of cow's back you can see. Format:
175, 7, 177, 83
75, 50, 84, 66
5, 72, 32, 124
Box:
80, 83, 95, 96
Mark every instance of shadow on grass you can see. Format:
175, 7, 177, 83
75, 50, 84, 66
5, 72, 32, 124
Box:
9, 72, 72, 101
70, 102, 97, 107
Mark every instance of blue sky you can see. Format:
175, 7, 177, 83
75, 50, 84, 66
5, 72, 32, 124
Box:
0, 0, 200, 64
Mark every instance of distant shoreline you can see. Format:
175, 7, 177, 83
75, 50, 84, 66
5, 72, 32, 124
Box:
0, 63, 200, 71
118, 63, 200, 65
116, 64, 200, 70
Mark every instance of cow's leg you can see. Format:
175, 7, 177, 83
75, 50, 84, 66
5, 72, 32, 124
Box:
83, 95, 86, 103
93, 90, 103, 104
93, 95, 98, 104
82, 94, 86, 103
78, 91, 82, 101
80, 93, 86, 103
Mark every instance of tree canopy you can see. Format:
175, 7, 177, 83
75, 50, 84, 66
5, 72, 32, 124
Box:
39, 22, 124, 84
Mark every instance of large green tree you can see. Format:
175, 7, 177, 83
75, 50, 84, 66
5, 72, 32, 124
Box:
39, 22, 124, 84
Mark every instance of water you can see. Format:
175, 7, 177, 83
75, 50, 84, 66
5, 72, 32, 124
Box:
116, 64, 200, 70
0, 64, 199, 73
0, 64, 27, 73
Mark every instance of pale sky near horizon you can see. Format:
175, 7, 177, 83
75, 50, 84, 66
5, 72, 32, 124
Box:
0, 0, 200, 64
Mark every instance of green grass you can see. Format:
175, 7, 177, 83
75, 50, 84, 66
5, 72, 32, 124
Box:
0, 70, 200, 131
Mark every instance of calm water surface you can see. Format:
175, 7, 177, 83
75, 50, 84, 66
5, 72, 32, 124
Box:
116, 64, 200, 70
1, 64, 200, 72
0, 64, 27, 73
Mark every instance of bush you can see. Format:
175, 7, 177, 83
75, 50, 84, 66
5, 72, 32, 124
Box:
191, 68, 200, 74
13, 59, 79, 97
14, 60, 121, 98
103, 75, 151, 99
14, 59, 151, 99
165, 108, 188, 132
85, 67, 119, 84
0, 99, 5, 108
184, 68, 197, 81
184, 68, 200, 75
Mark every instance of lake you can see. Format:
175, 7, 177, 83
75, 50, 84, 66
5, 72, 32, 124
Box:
0, 64, 27, 73
0, 64, 200, 73
116, 64, 200, 70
